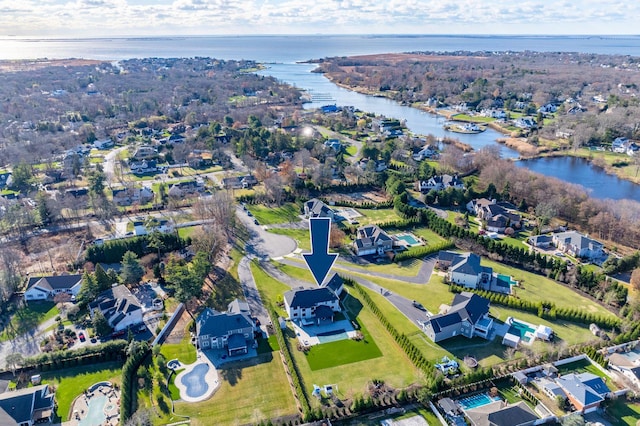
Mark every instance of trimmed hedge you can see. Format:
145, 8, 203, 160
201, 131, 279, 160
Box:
393, 241, 455, 262
24, 340, 127, 371
120, 341, 151, 424
448, 284, 620, 329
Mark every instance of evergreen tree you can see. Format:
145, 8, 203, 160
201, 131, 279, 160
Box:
120, 251, 144, 286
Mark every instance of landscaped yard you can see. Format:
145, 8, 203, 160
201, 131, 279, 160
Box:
246, 202, 302, 225
40, 361, 123, 421
355, 208, 403, 225
173, 353, 296, 426
0, 301, 59, 341
303, 310, 382, 370
605, 398, 640, 425
250, 261, 291, 316
160, 333, 197, 365
289, 290, 421, 404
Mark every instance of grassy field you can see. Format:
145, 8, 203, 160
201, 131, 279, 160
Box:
356, 208, 403, 225
605, 399, 640, 425
344, 144, 358, 157
160, 333, 197, 365
290, 292, 421, 403
336, 257, 424, 277
250, 261, 291, 315
40, 361, 123, 421
177, 225, 200, 239
268, 228, 311, 250
246, 202, 302, 225
304, 317, 382, 370
481, 258, 616, 317
0, 301, 59, 341
174, 353, 297, 425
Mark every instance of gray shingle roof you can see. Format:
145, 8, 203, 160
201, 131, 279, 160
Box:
284, 287, 338, 309
89, 285, 142, 328
323, 273, 343, 294
557, 373, 606, 407
26, 274, 82, 292
197, 308, 254, 338
0, 384, 53, 426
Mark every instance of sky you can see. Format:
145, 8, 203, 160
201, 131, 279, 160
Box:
1, 0, 639, 37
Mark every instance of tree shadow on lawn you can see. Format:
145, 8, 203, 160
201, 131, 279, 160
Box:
218, 353, 273, 386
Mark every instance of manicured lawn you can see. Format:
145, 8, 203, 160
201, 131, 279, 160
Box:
173, 354, 296, 426
256, 335, 280, 354
160, 333, 197, 365
605, 399, 640, 425
336, 257, 424, 277
40, 361, 123, 421
0, 301, 59, 341
480, 258, 616, 318
268, 228, 311, 250
412, 226, 451, 245
177, 225, 200, 239
272, 261, 315, 283
356, 208, 403, 225
344, 144, 358, 156
167, 368, 185, 400
250, 261, 291, 315
246, 202, 302, 225
304, 318, 382, 370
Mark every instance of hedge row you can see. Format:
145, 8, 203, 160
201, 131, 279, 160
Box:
86, 233, 188, 264
448, 284, 620, 329
393, 241, 455, 262
120, 341, 151, 424
24, 340, 127, 371
267, 307, 310, 420
348, 279, 442, 392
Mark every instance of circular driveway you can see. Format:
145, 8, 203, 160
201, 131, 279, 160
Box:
235, 206, 297, 259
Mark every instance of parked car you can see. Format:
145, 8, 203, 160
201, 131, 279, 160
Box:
254, 219, 259, 225
78, 332, 86, 342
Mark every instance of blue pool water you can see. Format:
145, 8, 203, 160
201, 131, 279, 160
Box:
457, 393, 501, 410
317, 329, 349, 343
396, 233, 420, 245
181, 363, 210, 399
79, 395, 107, 426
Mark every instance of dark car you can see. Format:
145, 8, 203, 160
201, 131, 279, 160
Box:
79, 332, 86, 342
412, 300, 425, 310
254, 219, 259, 225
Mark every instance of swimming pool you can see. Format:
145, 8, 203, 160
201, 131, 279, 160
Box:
457, 393, 501, 410
317, 329, 349, 343
180, 363, 210, 399
395, 233, 421, 246
79, 395, 106, 426
495, 274, 516, 288
508, 319, 536, 343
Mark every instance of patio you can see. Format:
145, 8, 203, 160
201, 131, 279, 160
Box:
291, 317, 357, 346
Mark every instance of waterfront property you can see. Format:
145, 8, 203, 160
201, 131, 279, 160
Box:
552, 231, 604, 260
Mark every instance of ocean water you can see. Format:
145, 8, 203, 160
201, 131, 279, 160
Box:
1, 35, 640, 62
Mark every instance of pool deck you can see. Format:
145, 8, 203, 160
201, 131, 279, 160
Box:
174, 352, 220, 403
292, 318, 357, 346
67, 382, 120, 426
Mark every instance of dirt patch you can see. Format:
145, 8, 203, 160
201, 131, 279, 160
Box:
324, 190, 390, 204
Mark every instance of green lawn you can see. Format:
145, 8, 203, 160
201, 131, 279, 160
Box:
173, 354, 296, 426
304, 317, 382, 370
481, 258, 616, 318
250, 261, 291, 315
356, 208, 403, 225
555, 357, 618, 389
246, 202, 302, 225
1, 301, 59, 341
177, 225, 200, 239
412, 227, 451, 245
160, 333, 197, 365
257, 335, 280, 354
40, 361, 123, 421
344, 144, 358, 156
336, 257, 424, 277
605, 399, 640, 425
289, 291, 421, 403
268, 228, 311, 250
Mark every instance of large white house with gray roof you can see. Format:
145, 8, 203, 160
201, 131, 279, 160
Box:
552, 231, 604, 259
89, 285, 143, 332
23, 274, 83, 301
284, 286, 340, 324
196, 299, 255, 356
422, 292, 493, 343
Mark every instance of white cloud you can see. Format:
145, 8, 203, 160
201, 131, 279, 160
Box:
0, 0, 638, 36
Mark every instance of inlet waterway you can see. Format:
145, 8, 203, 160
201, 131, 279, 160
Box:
260, 63, 640, 202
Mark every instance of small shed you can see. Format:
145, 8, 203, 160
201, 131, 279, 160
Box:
502, 332, 520, 348
535, 325, 554, 341
513, 371, 529, 385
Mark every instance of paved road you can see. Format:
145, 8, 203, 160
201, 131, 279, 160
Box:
235, 206, 298, 260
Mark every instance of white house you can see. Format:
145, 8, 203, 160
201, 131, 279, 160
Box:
552, 231, 604, 259
417, 174, 464, 193
353, 225, 394, 256
447, 252, 493, 289
89, 285, 143, 331
612, 137, 629, 153
284, 287, 341, 324
23, 274, 83, 301
93, 139, 114, 150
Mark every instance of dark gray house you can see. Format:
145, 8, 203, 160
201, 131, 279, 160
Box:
196, 299, 255, 356
422, 292, 492, 343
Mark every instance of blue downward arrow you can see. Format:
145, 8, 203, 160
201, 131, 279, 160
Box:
303, 217, 339, 286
